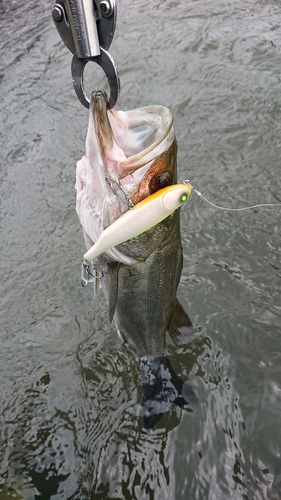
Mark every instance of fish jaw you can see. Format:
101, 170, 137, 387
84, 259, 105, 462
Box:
76, 91, 134, 264
75, 93, 111, 249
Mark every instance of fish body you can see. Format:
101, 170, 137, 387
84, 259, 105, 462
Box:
76, 90, 193, 358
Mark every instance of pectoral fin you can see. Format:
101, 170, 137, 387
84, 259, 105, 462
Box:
108, 262, 120, 322
168, 298, 193, 345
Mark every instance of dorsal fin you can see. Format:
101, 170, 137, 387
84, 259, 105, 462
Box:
167, 298, 193, 345
108, 262, 120, 322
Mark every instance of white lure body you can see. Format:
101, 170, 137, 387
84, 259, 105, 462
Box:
84, 183, 191, 261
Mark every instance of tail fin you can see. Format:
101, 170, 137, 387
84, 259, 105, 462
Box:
140, 356, 198, 431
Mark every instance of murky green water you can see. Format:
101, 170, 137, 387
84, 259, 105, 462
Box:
0, 0, 281, 498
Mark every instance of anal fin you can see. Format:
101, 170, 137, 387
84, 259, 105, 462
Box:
108, 262, 120, 322
168, 298, 193, 345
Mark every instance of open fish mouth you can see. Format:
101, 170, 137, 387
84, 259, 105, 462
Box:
89, 89, 175, 183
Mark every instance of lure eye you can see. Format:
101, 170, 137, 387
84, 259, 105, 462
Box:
150, 172, 172, 193
180, 193, 188, 202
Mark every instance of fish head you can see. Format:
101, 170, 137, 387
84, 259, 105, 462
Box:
76, 90, 178, 264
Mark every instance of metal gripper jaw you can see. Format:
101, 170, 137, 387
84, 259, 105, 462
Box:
51, 0, 120, 108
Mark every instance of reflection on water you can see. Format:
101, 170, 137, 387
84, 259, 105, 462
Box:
1, 0, 281, 498
0, 332, 262, 499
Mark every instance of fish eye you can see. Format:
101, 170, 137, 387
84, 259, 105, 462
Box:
150, 172, 172, 193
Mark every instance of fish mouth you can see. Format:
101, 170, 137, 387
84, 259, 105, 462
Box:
76, 90, 178, 264
90, 90, 175, 193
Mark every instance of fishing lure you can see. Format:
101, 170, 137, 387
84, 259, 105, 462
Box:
83, 177, 281, 263
83, 183, 192, 261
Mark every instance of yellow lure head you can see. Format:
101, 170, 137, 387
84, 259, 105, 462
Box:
160, 183, 192, 212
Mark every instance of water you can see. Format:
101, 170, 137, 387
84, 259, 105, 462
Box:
0, 0, 281, 498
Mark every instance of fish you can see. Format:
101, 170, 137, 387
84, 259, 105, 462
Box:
76, 90, 196, 428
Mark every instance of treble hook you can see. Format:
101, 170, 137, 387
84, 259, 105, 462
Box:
81, 258, 103, 286
105, 176, 134, 208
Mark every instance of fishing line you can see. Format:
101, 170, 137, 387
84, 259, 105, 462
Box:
183, 180, 281, 212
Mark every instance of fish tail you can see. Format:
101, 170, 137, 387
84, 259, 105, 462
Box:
140, 355, 198, 431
